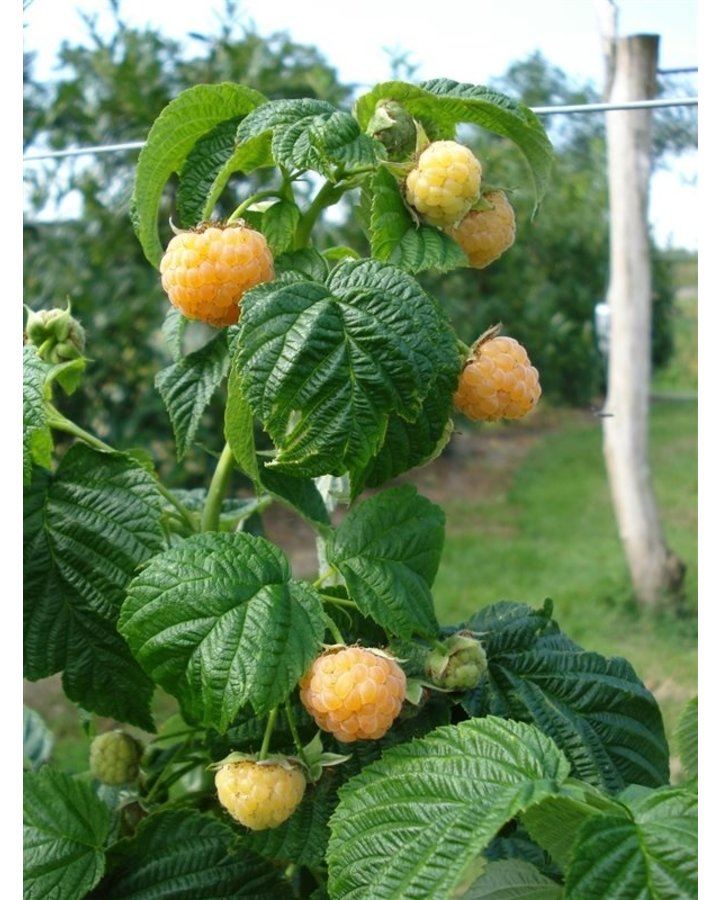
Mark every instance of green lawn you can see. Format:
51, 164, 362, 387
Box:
432, 399, 698, 754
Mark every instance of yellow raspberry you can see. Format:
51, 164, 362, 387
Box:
454, 331, 541, 422
299, 646, 407, 743
159, 222, 274, 328
405, 141, 482, 227
445, 191, 516, 268
214, 759, 306, 831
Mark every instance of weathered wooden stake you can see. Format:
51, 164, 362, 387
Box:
602, 33, 685, 607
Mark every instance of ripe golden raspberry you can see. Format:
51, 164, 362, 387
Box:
215, 759, 306, 831
454, 330, 541, 422
299, 646, 407, 743
159, 222, 274, 328
405, 141, 482, 227
445, 191, 516, 268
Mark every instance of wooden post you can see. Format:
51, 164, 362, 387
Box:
602, 34, 685, 607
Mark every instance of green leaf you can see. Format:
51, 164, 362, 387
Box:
161, 308, 189, 361
90, 809, 293, 898
175, 116, 245, 228
354, 80, 554, 213
49, 357, 87, 396
350, 344, 459, 496
23, 346, 53, 485
327, 485, 443, 638
24, 445, 164, 731
119, 532, 326, 731
233, 258, 458, 480
155, 331, 230, 460
460, 602, 670, 792
369, 167, 468, 273
675, 695, 698, 782
259, 199, 302, 256
260, 469, 331, 530
274, 247, 330, 282
23, 706, 53, 770
224, 363, 261, 485
565, 787, 697, 900
459, 860, 563, 899
236, 99, 379, 175
24, 767, 111, 900
131, 83, 266, 266
327, 716, 571, 899
522, 780, 629, 870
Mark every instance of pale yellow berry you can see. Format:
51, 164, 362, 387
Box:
215, 760, 306, 831
405, 141, 482, 227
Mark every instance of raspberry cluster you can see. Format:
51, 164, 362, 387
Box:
159, 222, 274, 327
299, 646, 407, 743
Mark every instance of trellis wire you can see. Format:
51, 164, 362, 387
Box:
22, 96, 698, 164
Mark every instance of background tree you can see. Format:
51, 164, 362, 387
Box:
23, 0, 350, 482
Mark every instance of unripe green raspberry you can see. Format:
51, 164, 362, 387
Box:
299, 646, 407, 743
89, 730, 143, 786
159, 221, 274, 328
426, 633, 487, 691
215, 759, 306, 831
445, 191, 516, 268
405, 140, 482, 227
454, 329, 541, 422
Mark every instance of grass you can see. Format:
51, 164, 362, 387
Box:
432, 398, 698, 757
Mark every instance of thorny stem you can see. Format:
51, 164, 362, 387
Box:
200, 442, 235, 532
46, 407, 198, 532
259, 708, 279, 761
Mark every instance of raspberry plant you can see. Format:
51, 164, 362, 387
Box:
23, 78, 697, 899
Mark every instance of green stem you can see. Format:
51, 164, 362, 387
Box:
323, 613, 345, 645
284, 703, 310, 768
201, 442, 235, 532
227, 189, 286, 223
259, 708, 279, 761
293, 179, 348, 249
319, 592, 358, 610
313, 569, 335, 589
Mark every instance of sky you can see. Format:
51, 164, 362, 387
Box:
21, 0, 700, 249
